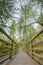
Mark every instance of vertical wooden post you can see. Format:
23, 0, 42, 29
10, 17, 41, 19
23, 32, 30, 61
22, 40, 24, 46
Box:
15, 45, 16, 55
15, 44, 18, 54
31, 42, 33, 58
16, 45, 17, 54
17, 44, 18, 53
10, 41, 13, 59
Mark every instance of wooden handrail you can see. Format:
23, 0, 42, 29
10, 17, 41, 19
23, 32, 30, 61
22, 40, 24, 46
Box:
29, 28, 43, 43
33, 48, 43, 51
29, 50, 43, 58
0, 27, 18, 60
0, 27, 17, 45
33, 53, 43, 58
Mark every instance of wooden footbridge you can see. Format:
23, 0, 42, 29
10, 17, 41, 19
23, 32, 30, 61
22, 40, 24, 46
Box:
0, 27, 43, 65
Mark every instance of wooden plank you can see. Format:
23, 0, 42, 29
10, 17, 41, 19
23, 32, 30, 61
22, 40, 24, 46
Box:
28, 51, 43, 65
0, 52, 15, 63
33, 56, 43, 65
33, 53, 43, 58
0, 39, 10, 45
0, 54, 10, 63
33, 39, 43, 46
33, 48, 43, 51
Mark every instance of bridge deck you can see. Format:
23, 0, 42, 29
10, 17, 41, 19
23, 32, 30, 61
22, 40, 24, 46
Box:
3, 48, 40, 65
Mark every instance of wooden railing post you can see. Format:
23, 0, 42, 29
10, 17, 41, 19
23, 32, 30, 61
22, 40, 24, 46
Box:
15, 45, 16, 55
31, 42, 33, 58
10, 41, 13, 59
0, 27, 18, 61
15, 44, 18, 55
17, 45, 18, 53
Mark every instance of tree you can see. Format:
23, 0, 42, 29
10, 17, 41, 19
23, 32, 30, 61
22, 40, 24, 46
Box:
30, 0, 43, 26
37, 13, 43, 26
0, 0, 14, 27
10, 21, 16, 39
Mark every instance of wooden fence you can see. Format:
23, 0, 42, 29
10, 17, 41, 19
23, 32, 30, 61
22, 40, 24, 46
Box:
27, 28, 43, 65
0, 27, 18, 63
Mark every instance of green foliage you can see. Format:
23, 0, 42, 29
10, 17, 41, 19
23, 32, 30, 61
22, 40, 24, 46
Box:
10, 21, 16, 38
37, 13, 43, 25
0, 44, 10, 57
0, 0, 14, 27
31, 0, 43, 4
0, 32, 3, 39
18, 17, 24, 33
0, 0, 43, 59
22, 5, 30, 19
